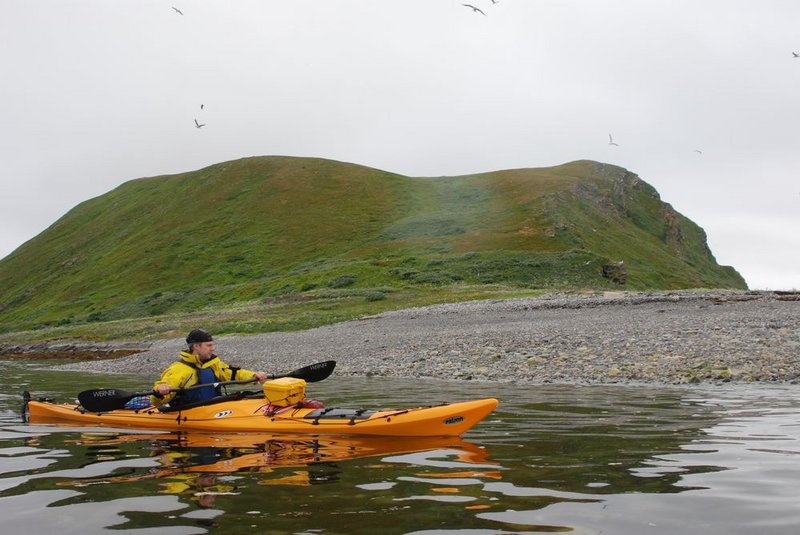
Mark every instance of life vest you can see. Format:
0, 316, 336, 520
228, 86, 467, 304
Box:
172, 361, 221, 407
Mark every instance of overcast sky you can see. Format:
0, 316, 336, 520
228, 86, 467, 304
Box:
2, 1, 798, 290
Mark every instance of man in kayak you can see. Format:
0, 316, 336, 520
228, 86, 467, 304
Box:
150, 329, 269, 408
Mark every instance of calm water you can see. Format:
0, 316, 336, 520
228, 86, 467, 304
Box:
2, 360, 800, 534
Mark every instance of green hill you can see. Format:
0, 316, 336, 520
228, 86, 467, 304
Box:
0, 156, 745, 337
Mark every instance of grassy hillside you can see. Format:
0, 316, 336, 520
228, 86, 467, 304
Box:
0, 156, 745, 339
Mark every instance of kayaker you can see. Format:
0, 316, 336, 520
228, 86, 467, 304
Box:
150, 329, 269, 408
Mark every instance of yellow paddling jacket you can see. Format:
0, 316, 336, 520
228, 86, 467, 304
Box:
150, 351, 258, 407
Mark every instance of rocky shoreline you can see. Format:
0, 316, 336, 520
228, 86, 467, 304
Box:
12, 289, 793, 386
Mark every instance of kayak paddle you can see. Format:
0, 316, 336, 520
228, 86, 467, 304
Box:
78, 378, 259, 412
77, 360, 336, 412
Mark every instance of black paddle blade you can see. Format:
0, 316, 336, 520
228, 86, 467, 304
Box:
78, 388, 145, 412
282, 360, 336, 383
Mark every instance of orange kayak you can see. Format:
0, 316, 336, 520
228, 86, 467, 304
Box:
26, 397, 499, 437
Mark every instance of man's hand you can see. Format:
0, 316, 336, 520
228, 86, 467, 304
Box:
154, 384, 172, 396
254, 371, 269, 382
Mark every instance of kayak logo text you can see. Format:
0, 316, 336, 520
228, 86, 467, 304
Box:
214, 410, 233, 418
444, 416, 464, 425
93, 390, 116, 397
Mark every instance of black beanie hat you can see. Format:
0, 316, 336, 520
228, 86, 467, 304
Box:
186, 329, 213, 346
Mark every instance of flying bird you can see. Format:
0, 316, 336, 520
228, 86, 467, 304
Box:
194, 119, 205, 129
694, 149, 703, 154
172, 6, 183, 15
463, 4, 486, 15
608, 134, 619, 146
793, 52, 799, 58
200, 104, 204, 110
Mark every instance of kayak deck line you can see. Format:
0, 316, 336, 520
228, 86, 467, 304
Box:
93, 404, 406, 428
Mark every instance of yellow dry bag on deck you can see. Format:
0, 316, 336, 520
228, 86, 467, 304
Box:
262, 377, 306, 407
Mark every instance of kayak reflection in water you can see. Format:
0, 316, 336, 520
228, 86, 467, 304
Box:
147, 329, 269, 409
160, 472, 238, 508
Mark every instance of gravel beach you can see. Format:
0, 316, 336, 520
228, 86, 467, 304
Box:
46, 290, 800, 385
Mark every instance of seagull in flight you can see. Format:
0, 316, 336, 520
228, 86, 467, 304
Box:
793, 52, 799, 58
200, 104, 204, 110
608, 134, 619, 146
194, 119, 205, 129
694, 149, 703, 154
172, 6, 183, 15
463, 4, 486, 15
